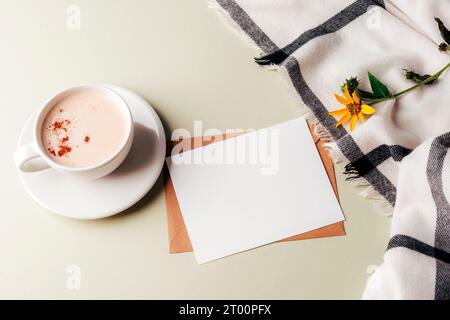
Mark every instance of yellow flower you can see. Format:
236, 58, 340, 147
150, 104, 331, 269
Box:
328, 86, 376, 132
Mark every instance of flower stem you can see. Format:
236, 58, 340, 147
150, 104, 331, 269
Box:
369, 61, 450, 105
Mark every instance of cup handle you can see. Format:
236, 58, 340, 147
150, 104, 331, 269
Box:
14, 144, 49, 172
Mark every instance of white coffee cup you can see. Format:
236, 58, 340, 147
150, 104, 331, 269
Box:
14, 85, 134, 180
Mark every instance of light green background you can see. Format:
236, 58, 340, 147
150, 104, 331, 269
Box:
0, 0, 391, 299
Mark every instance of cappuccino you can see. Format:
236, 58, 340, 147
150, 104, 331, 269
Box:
41, 90, 127, 168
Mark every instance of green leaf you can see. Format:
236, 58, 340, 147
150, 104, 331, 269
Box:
368, 72, 390, 98
435, 17, 450, 45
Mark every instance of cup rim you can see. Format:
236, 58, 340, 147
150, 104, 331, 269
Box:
33, 84, 134, 172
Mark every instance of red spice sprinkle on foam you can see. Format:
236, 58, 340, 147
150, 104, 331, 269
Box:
84, 136, 90, 143
52, 121, 64, 130
48, 148, 56, 157
50, 119, 71, 133
57, 145, 72, 157
46, 119, 73, 158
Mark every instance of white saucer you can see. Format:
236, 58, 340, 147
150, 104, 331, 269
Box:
17, 85, 166, 220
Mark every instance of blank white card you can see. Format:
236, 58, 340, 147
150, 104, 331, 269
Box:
166, 117, 344, 264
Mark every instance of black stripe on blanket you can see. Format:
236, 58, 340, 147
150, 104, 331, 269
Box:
387, 235, 450, 264
215, 0, 277, 53
344, 145, 412, 180
255, 0, 385, 66
426, 133, 450, 300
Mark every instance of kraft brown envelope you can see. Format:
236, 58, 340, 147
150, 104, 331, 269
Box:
164, 125, 345, 254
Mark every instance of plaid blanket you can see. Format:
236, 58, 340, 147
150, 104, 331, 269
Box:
211, 0, 450, 299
